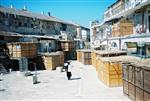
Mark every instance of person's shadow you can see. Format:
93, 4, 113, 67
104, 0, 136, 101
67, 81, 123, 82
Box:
70, 77, 81, 80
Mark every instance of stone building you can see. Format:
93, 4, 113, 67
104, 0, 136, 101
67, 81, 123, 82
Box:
0, 6, 78, 39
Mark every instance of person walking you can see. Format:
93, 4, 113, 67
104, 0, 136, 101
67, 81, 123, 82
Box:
66, 61, 72, 80
62, 62, 68, 72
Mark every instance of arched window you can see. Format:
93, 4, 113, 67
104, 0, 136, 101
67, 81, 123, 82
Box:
111, 42, 117, 47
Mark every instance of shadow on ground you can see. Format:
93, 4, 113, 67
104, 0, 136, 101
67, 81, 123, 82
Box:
70, 77, 81, 80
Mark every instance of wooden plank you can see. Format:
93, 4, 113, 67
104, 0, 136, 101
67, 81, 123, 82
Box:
129, 82, 136, 101
128, 65, 135, 84
144, 91, 150, 101
77, 50, 92, 65
144, 69, 150, 93
122, 63, 130, 81
112, 20, 133, 37
136, 87, 144, 101
123, 80, 129, 95
135, 67, 144, 89
42, 52, 64, 70
97, 58, 123, 87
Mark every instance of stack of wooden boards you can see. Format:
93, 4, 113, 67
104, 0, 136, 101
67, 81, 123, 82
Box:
92, 50, 127, 69
7, 42, 37, 58
39, 51, 64, 70
112, 19, 134, 37
77, 49, 91, 65
92, 50, 127, 87
78, 49, 149, 91
59, 40, 75, 51
97, 56, 141, 87
122, 59, 150, 101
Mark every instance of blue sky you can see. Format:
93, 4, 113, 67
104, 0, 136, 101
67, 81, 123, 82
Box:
0, 0, 116, 28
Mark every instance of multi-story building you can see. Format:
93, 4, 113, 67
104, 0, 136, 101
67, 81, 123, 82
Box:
91, 0, 150, 51
0, 5, 91, 71
0, 5, 90, 52
0, 5, 90, 39
0, 6, 78, 38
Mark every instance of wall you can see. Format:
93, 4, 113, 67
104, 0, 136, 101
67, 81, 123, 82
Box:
0, 11, 77, 37
81, 29, 90, 42
38, 39, 57, 53
77, 27, 81, 38
66, 24, 77, 40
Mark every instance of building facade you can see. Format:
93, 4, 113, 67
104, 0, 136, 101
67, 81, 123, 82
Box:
0, 6, 78, 39
91, 0, 150, 51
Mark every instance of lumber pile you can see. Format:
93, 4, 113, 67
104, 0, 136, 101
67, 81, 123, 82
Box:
59, 40, 75, 51
122, 59, 150, 101
77, 51, 82, 62
112, 19, 134, 37
7, 42, 37, 58
77, 49, 91, 65
39, 51, 64, 70
96, 56, 141, 87
91, 51, 96, 68
91, 50, 127, 70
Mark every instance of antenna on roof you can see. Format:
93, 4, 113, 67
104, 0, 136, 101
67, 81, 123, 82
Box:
23, 6, 27, 11
10, 4, 13, 8
48, 12, 51, 16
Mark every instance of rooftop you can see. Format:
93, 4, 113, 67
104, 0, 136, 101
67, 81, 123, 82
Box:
0, 6, 78, 27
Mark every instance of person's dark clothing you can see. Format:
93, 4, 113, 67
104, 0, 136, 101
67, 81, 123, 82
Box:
66, 72, 72, 80
65, 65, 68, 72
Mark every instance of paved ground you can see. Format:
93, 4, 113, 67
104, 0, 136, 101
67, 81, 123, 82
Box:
0, 61, 131, 100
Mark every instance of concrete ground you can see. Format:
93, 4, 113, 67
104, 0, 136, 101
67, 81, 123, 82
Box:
0, 61, 131, 100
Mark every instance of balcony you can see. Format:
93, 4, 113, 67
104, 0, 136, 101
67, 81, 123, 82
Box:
104, 0, 150, 22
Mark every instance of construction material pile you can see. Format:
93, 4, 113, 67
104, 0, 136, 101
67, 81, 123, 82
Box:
112, 19, 134, 37
59, 40, 75, 51
92, 50, 127, 68
77, 49, 91, 65
122, 59, 150, 101
91, 50, 146, 87
37, 51, 64, 70
7, 42, 37, 58
96, 56, 141, 87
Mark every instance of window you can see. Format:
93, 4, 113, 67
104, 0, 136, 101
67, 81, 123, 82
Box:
24, 23, 27, 27
19, 22, 22, 27
111, 42, 117, 47
4, 13, 9, 18
31, 24, 33, 27
14, 21, 18, 26
5, 20, 9, 26
16, 15, 20, 19
49, 43, 52, 47
10, 14, 15, 19
62, 24, 67, 31
42, 25, 45, 29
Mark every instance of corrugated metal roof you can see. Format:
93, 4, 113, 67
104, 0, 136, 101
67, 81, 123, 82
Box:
0, 6, 77, 26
